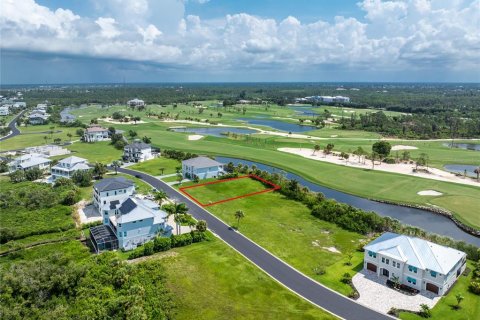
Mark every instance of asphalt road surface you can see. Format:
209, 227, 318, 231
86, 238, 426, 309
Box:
117, 167, 391, 320
0, 110, 26, 142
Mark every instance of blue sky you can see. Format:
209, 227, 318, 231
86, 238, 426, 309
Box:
1, 0, 479, 84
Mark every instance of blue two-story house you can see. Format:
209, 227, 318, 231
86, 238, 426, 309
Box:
182, 156, 224, 180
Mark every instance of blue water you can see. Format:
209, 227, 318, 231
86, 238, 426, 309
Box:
288, 106, 319, 117
171, 127, 257, 137
237, 118, 316, 133
443, 143, 480, 151
216, 156, 480, 246
444, 164, 479, 178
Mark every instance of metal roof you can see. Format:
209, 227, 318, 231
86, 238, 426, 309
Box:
364, 232, 466, 274
57, 156, 87, 165
116, 197, 167, 224
94, 177, 134, 192
182, 156, 223, 168
125, 141, 151, 150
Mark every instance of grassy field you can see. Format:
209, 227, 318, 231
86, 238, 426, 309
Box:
399, 261, 480, 320
66, 141, 123, 163
158, 238, 336, 320
175, 180, 366, 296
128, 156, 181, 176
181, 177, 271, 204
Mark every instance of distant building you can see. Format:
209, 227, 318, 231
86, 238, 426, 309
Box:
8, 153, 51, 172
0, 106, 9, 116
50, 156, 90, 180
123, 140, 153, 163
28, 112, 48, 125
25, 145, 70, 157
84, 125, 109, 142
306, 96, 350, 104
182, 156, 224, 180
363, 232, 467, 295
13, 102, 26, 109
89, 177, 171, 252
127, 98, 145, 108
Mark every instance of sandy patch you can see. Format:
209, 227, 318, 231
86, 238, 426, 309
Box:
277, 147, 480, 187
322, 246, 341, 253
417, 190, 443, 196
188, 134, 204, 141
100, 117, 147, 125
392, 145, 418, 151
330, 135, 338, 137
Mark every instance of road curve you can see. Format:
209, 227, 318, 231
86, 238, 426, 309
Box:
0, 110, 26, 142
117, 167, 392, 320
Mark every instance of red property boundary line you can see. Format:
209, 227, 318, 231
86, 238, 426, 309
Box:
179, 174, 281, 207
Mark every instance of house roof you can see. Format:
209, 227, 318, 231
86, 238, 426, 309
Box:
18, 157, 51, 169
364, 232, 466, 274
86, 126, 108, 133
125, 141, 151, 150
116, 197, 167, 224
58, 156, 88, 165
182, 156, 223, 168
94, 177, 134, 192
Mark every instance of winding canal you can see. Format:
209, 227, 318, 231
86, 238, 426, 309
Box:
216, 156, 480, 246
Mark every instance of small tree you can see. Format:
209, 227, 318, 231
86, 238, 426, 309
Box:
196, 220, 207, 232
76, 128, 84, 137
474, 167, 479, 181
111, 160, 121, 174
372, 141, 391, 160
142, 136, 151, 144
234, 210, 245, 229
67, 133, 72, 141
313, 144, 321, 155
345, 252, 353, 266
25, 167, 44, 181
341, 272, 352, 284
93, 162, 107, 179
419, 304, 431, 318
153, 190, 168, 205
9, 170, 25, 183
454, 293, 464, 310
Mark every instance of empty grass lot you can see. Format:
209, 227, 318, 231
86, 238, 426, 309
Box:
128, 156, 181, 176
181, 177, 272, 205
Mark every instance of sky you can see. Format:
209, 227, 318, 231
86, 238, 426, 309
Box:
1, 0, 479, 84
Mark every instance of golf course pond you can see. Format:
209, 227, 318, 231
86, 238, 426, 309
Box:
170, 126, 258, 137
444, 164, 479, 178
216, 156, 480, 246
237, 118, 317, 133
443, 142, 480, 151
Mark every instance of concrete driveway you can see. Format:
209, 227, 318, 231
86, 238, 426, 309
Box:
353, 269, 441, 314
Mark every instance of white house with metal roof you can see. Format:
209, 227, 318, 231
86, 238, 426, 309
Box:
50, 156, 90, 180
127, 98, 145, 108
123, 140, 153, 162
83, 125, 109, 142
8, 153, 51, 172
363, 232, 467, 295
93, 177, 136, 223
182, 156, 224, 180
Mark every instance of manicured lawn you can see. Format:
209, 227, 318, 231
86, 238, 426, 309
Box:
160, 238, 336, 320
0, 125, 80, 151
181, 176, 272, 205
399, 261, 480, 320
200, 187, 366, 296
128, 156, 181, 176
66, 141, 123, 163
161, 175, 181, 183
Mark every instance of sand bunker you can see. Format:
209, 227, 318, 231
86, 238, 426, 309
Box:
391, 145, 418, 151
417, 190, 443, 196
188, 135, 204, 141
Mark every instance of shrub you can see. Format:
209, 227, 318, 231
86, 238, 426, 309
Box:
341, 272, 352, 284
383, 157, 396, 164
114, 140, 127, 150
313, 266, 326, 275
143, 242, 154, 256
418, 304, 431, 318
153, 236, 171, 252
72, 170, 93, 187
9, 170, 25, 183
62, 190, 80, 205
469, 281, 480, 295
54, 177, 75, 188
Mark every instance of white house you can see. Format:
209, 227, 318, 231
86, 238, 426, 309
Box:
182, 156, 224, 180
29, 112, 48, 125
8, 153, 51, 172
123, 140, 153, 162
127, 98, 145, 108
0, 106, 9, 116
13, 102, 26, 109
83, 125, 109, 142
50, 156, 90, 180
363, 232, 467, 295
93, 177, 136, 223
89, 177, 171, 252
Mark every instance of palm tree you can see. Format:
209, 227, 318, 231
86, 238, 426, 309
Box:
188, 220, 196, 231
234, 210, 245, 229
455, 293, 464, 309
313, 144, 321, 155
111, 160, 121, 174
153, 190, 168, 205
43, 135, 48, 144
67, 133, 72, 141
159, 167, 165, 175
371, 152, 379, 169
474, 167, 479, 181
163, 202, 188, 235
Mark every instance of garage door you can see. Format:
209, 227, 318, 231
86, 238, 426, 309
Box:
367, 263, 377, 272
426, 283, 439, 294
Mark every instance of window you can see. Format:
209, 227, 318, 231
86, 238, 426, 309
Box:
123, 232, 127, 237
368, 251, 376, 258
430, 271, 437, 278
382, 257, 385, 263
408, 265, 418, 273
397, 262, 401, 268
407, 277, 417, 285
106, 192, 109, 196
386, 259, 390, 265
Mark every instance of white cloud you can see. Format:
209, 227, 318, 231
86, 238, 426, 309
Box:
0, 0, 479, 75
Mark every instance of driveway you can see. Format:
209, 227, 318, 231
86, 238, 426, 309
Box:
353, 270, 441, 314
116, 167, 392, 320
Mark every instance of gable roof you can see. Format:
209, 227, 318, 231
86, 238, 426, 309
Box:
18, 157, 51, 168
58, 156, 88, 165
125, 141, 151, 150
116, 197, 167, 224
94, 177, 134, 192
364, 232, 466, 274
86, 126, 108, 133
182, 156, 223, 168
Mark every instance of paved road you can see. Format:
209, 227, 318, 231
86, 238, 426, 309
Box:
117, 167, 392, 320
0, 110, 26, 142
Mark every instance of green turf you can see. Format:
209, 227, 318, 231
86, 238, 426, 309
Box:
128, 156, 181, 176
160, 238, 336, 320
193, 186, 366, 296
399, 261, 480, 320
182, 177, 270, 204
0, 125, 80, 151
66, 141, 123, 163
